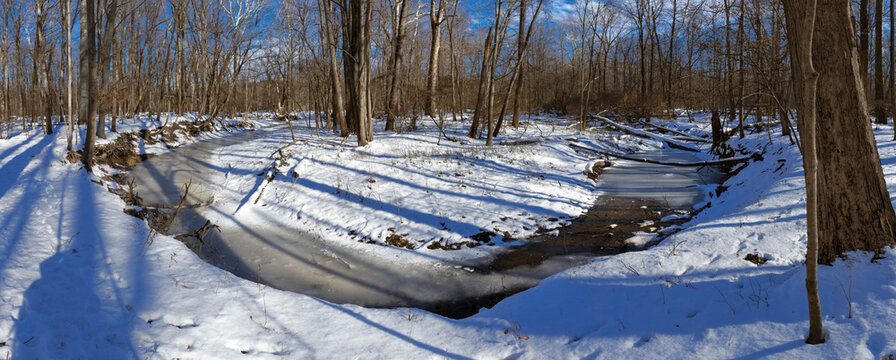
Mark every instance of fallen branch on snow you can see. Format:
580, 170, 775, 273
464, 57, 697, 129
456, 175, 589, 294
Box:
637, 122, 711, 143
593, 115, 702, 152
569, 143, 759, 167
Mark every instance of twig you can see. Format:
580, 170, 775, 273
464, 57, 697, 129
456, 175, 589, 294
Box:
619, 259, 641, 276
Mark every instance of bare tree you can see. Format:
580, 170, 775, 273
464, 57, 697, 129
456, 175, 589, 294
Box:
343, 0, 374, 145
96, 0, 119, 139
80, 0, 98, 171
423, 0, 447, 117
0, 1, 9, 139
860, 0, 870, 94
781, 0, 822, 345
384, 0, 409, 131
891, 0, 895, 138
319, 0, 348, 136
493, 0, 544, 136
874, 0, 886, 124
65, 0, 75, 150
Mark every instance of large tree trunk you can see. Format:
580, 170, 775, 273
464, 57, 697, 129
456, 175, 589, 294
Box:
1, 14, 7, 139
385, 0, 408, 131
80, 0, 98, 172
96, 0, 118, 139
425, 0, 445, 118
343, 0, 372, 146
860, 0, 870, 96
725, 1, 735, 120
710, 109, 723, 151
666, 0, 677, 110
37, 1, 53, 135
320, 0, 347, 136
874, 0, 886, 124
468, 28, 493, 139
812, 0, 896, 263
64, 0, 74, 150
737, 0, 745, 138
891, 0, 896, 138
510, 0, 526, 128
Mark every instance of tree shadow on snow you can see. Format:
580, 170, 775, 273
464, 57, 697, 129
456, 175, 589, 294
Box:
11, 169, 149, 358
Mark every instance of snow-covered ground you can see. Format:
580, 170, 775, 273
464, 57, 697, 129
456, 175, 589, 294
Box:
189, 115, 656, 264
0, 113, 894, 359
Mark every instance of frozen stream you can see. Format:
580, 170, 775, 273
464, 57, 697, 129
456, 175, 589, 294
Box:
125, 127, 724, 317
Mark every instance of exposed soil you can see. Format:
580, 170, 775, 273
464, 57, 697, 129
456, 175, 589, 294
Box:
484, 197, 688, 272
94, 133, 146, 169
744, 253, 769, 265
96, 120, 255, 170
385, 233, 415, 249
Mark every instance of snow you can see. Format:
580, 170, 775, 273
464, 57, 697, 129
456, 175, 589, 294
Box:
0, 113, 895, 359
623, 232, 656, 247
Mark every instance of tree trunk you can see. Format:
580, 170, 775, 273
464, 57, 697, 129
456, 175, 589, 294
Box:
510, 0, 526, 128
34, 1, 52, 135
666, 0, 677, 110
65, 0, 74, 150
725, 1, 735, 120
495, 0, 543, 136
425, 0, 445, 118
1, 14, 7, 139
891, 0, 896, 138
812, 0, 896, 263
782, 0, 824, 345
710, 109, 722, 151
80, 0, 98, 172
96, 0, 119, 139
737, 0, 745, 138
873, 0, 886, 123
860, 0, 870, 96
343, 0, 372, 146
469, 28, 493, 138
320, 0, 348, 136
385, 0, 408, 131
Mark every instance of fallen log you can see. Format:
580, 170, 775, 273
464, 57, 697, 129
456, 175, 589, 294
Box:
638, 122, 712, 143
137, 196, 215, 209
593, 115, 701, 152
671, 136, 712, 143
569, 143, 759, 167
725, 121, 783, 137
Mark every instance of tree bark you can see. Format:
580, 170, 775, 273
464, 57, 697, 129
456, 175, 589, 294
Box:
80, 0, 98, 171
320, 0, 347, 136
0, 11, 7, 140
874, 0, 886, 123
781, 0, 824, 345
35, 1, 52, 135
510, 0, 526, 128
425, 0, 446, 118
469, 28, 493, 138
65, 0, 74, 150
710, 109, 723, 151
343, 0, 372, 146
96, 0, 119, 139
812, 0, 896, 263
860, 0, 870, 96
385, 0, 408, 131
891, 0, 896, 138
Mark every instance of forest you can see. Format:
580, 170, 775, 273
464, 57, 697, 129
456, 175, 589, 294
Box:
1, 0, 896, 358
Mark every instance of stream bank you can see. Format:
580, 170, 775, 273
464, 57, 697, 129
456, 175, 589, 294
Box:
120, 125, 730, 318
